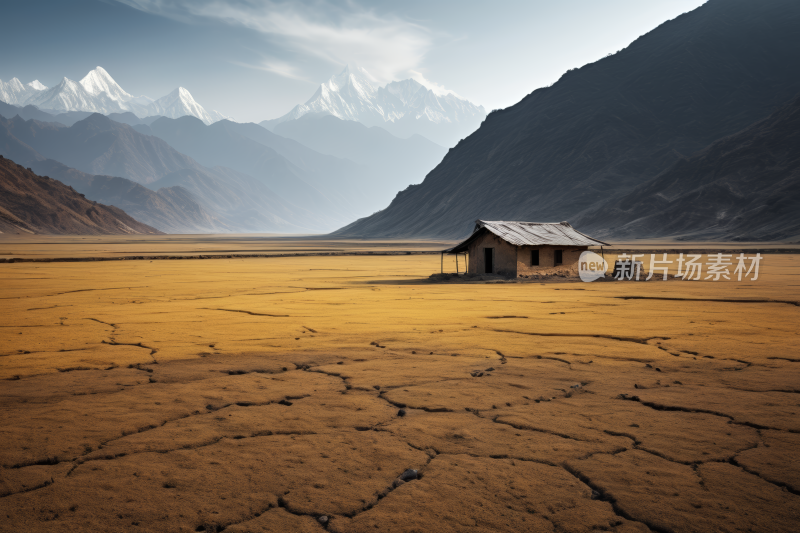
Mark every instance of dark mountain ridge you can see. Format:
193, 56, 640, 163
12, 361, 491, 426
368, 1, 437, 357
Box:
576, 93, 800, 241
334, 0, 800, 240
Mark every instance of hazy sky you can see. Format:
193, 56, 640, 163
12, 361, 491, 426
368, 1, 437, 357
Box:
2, 0, 707, 122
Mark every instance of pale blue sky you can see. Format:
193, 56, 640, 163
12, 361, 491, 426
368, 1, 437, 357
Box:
2, 0, 707, 122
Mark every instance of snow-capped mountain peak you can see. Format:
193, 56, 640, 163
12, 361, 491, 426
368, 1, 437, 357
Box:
385, 78, 426, 106
147, 87, 227, 125
27, 80, 47, 91
323, 65, 378, 97
0, 66, 227, 124
0, 77, 45, 106
79, 66, 132, 101
265, 65, 485, 145
27, 76, 123, 114
7, 78, 25, 92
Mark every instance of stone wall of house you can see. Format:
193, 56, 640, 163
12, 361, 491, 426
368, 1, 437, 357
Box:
467, 232, 518, 277
516, 245, 587, 277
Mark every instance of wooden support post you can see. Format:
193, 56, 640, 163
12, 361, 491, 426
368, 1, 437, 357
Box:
456, 253, 459, 274
441, 252, 443, 274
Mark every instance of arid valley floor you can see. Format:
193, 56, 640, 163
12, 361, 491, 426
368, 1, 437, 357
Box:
1, 238, 799, 533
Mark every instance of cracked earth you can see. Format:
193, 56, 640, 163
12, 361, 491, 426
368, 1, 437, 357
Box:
1, 253, 799, 532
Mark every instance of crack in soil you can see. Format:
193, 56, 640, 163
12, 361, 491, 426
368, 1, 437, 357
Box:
53, 286, 149, 297
274, 441, 436, 528
615, 296, 800, 307
480, 413, 593, 443
85, 317, 117, 329
200, 308, 290, 317
0, 476, 56, 499
617, 394, 798, 433
491, 329, 670, 346
306, 368, 352, 392
275, 497, 330, 531
377, 391, 452, 413
603, 430, 760, 467
562, 462, 672, 533
202, 503, 292, 533
729, 457, 800, 496
27, 305, 72, 311
101, 340, 158, 362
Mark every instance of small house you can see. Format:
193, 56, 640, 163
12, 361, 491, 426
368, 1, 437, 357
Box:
444, 220, 609, 278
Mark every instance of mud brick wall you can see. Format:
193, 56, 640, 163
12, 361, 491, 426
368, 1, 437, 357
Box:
467, 232, 518, 277
516, 246, 586, 276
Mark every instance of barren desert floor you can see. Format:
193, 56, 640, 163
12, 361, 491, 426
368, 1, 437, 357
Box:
1, 248, 799, 532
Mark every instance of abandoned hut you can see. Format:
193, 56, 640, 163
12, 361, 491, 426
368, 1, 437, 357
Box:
443, 220, 609, 278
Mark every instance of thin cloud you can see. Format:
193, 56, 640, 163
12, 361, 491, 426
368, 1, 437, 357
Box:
115, 0, 434, 84
231, 58, 309, 82
409, 70, 460, 98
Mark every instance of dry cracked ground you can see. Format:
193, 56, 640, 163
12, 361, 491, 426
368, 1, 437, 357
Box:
0, 251, 799, 532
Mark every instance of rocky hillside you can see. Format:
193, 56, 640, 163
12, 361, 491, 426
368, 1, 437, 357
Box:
576, 94, 800, 242
0, 156, 161, 235
333, 0, 800, 240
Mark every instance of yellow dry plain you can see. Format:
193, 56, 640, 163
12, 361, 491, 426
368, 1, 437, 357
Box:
1, 248, 799, 533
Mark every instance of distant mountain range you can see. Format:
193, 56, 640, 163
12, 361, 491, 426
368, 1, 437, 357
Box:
261, 65, 485, 147
0, 155, 161, 235
335, 0, 800, 242
0, 115, 227, 233
0, 107, 447, 234
0, 67, 226, 125
0, 113, 340, 233
4, 0, 798, 241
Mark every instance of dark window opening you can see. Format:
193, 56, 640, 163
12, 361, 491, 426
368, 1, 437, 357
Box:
531, 249, 539, 266
554, 249, 563, 265
484, 248, 494, 274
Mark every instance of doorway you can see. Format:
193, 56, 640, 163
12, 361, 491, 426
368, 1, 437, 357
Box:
484, 248, 494, 274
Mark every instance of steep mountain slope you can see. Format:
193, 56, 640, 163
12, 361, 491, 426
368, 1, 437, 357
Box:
262, 65, 485, 146
79, 66, 134, 102
334, 0, 800, 240
0, 155, 160, 235
576, 94, 800, 241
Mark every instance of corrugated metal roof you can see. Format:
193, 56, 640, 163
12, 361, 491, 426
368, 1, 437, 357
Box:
446, 220, 609, 253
